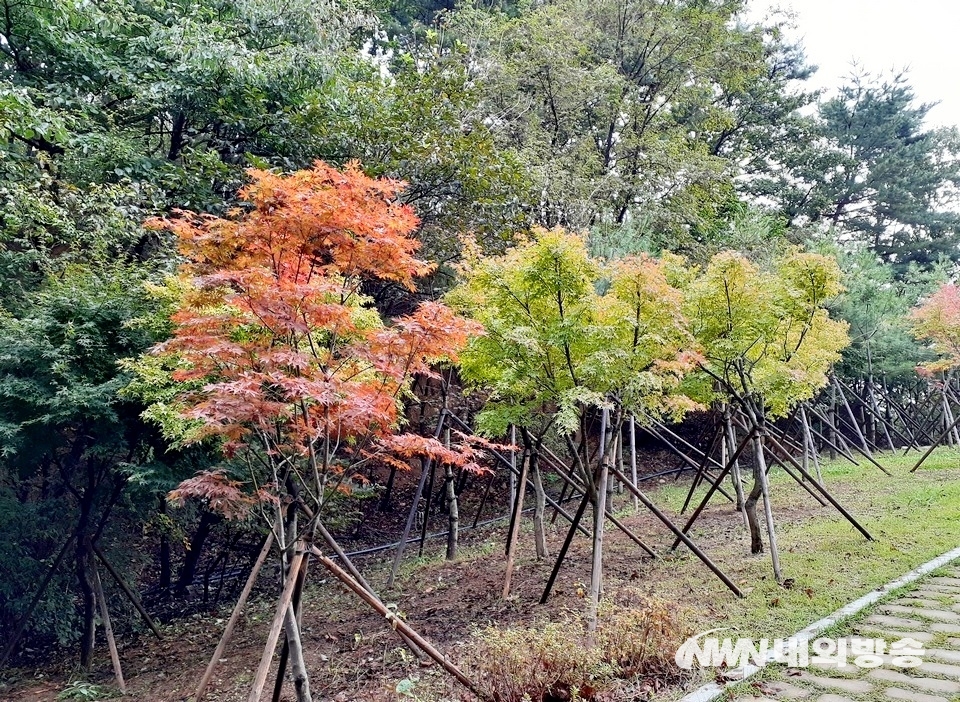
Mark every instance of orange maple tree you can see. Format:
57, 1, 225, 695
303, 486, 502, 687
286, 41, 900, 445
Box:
149, 161, 483, 524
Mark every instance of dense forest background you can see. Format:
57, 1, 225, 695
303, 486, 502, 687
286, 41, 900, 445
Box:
1, 0, 959, 671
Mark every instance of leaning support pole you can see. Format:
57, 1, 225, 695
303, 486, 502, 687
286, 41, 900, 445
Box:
92, 562, 126, 694
629, 415, 639, 512
763, 433, 873, 541
387, 411, 446, 587
539, 448, 656, 558
0, 533, 77, 669
608, 464, 743, 597
834, 376, 877, 456
312, 520, 424, 659
671, 426, 756, 550
640, 420, 735, 502
540, 491, 592, 604
910, 411, 960, 472
248, 549, 305, 702
753, 430, 783, 585
502, 448, 530, 599
92, 542, 162, 640
309, 546, 487, 700
196, 532, 274, 701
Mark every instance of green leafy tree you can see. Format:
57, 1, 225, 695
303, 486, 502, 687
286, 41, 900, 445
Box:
778, 72, 960, 269
0, 263, 180, 669
683, 245, 849, 580
450, 227, 696, 630
444, 0, 802, 254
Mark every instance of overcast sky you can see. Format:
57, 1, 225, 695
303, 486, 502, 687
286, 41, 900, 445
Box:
747, 0, 960, 128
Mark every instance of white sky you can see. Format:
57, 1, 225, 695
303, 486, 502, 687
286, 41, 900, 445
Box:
747, 0, 960, 128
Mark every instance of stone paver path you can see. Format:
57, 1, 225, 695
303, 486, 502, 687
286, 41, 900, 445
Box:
734, 565, 960, 702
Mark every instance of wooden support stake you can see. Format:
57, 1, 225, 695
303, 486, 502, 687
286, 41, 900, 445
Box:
92, 562, 126, 693
247, 549, 305, 702
910, 411, 960, 472
309, 546, 487, 700
609, 464, 743, 597
92, 542, 162, 640
629, 415, 638, 512
388, 412, 446, 588
196, 532, 274, 701
502, 449, 530, 599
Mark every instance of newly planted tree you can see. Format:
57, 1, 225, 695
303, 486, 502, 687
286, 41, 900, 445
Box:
683, 248, 851, 581
143, 161, 483, 701
451, 228, 701, 629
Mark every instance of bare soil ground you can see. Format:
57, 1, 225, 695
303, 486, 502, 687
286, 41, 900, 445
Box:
5, 447, 960, 702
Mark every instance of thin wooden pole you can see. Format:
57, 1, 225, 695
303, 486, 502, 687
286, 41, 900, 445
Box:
910, 411, 960, 472
248, 550, 305, 702
540, 491, 591, 604
92, 562, 126, 693
609, 463, 743, 597
629, 415, 638, 512
671, 426, 756, 549
91, 543, 162, 640
502, 449, 530, 599
0, 533, 77, 669
309, 547, 487, 700
753, 431, 783, 585
387, 412, 446, 588
196, 532, 274, 701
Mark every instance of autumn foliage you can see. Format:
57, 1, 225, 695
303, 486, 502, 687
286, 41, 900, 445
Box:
148, 161, 482, 515
909, 283, 960, 374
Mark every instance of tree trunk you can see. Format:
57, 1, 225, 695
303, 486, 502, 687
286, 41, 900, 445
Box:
176, 510, 222, 593
744, 461, 765, 555
77, 544, 96, 670
283, 600, 312, 702
588, 451, 609, 638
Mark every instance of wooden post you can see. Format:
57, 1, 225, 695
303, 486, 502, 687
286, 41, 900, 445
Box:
608, 463, 743, 598
502, 448, 530, 598
196, 532, 274, 701
91, 543, 162, 641
247, 550, 305, 702
387, 411, 445, 588
753, 430, 783, 585
92, 563, 126, 693
309, 547, 487, 700
509, 425, 517, 517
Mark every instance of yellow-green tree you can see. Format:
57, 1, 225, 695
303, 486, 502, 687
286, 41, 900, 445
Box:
449, 227, 696, 630
684, 250, 849, 581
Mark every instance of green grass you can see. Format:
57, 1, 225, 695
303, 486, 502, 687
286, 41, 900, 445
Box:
634, 446, 960, 700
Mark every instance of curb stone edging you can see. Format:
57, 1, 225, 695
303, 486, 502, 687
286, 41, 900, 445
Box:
678, 544, 960, 702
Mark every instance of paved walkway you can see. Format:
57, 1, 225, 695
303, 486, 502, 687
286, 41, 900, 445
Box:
735, 565, 960, 702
